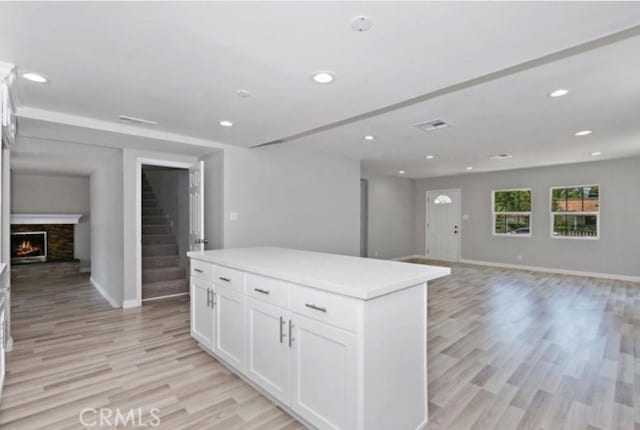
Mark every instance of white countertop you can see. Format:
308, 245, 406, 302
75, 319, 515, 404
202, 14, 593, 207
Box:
187, 247, 450, 300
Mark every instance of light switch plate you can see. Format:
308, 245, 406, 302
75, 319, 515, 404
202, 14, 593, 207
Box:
229, 211, 239, 221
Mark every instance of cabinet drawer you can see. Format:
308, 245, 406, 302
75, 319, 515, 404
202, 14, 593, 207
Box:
290, 286, 361, 332
215, 265, 246, 294
191, 259, 215, 281
247, 274, 289, 308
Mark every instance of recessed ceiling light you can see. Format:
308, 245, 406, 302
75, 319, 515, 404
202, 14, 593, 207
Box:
22, 72, 48, 83
425, 155, 435, 159
489, 153, 513, 160
575, 130, 592, 136
549, 89, 569, 98
465, 166, 473, 171
312, 71, 335, 84
363, 135, 375, 141
236, 89, 251, 98
590, 151, 602, 156
219, 120, 233, 127
398, 170, 405, 175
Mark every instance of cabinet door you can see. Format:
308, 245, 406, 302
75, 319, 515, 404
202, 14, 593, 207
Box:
245, 297, 289, 404
215, 285, 245, 369
289, 314, 358, 430
190, 278, 215, 349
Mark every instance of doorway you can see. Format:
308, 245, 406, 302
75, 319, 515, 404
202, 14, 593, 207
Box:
425, 189, 461, 262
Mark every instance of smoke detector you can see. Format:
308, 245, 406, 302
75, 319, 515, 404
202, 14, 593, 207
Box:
489, 153, 513, 160
351, 16, 373, 32
118, 115, 158, 126
414, 119, 449, 133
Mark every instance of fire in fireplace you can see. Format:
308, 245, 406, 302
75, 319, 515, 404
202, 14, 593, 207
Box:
11, 231, 47, 263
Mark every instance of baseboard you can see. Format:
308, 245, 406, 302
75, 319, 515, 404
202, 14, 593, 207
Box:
392, 254, 426, 261
79, 267, 91, 274
142, 292, 189, 302
459, 259, 640, 283
122, 299, 140, 309
90, 276, 120, 308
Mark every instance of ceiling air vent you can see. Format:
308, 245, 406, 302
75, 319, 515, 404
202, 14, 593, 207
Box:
118, 115, 158, 126
414, 119, 449, 133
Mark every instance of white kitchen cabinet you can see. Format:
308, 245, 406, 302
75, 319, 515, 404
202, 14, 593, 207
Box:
188, 247, 449, 430
190, 278, 215, 348
289, 314, 358, 430
245, 297, 289, 404
214, 284, 245, 369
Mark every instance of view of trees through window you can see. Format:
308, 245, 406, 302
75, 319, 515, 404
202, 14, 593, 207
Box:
551, 185, 599, 238
493, 190, 532, 235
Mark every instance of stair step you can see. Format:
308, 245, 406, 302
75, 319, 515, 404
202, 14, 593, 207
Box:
143, 208, 164, 217
143, 200, 159, 208
142, 234, 175, 245
142, 215, 168, 225
142, 244, 178, 257
143, 255, 180, 269
143, 225, 171, 235
142, 278, 188, 300
142, 266, 186, 283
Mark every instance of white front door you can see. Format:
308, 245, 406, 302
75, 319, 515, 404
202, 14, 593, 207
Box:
426, 189, 461, 262
189, 160, 205, 251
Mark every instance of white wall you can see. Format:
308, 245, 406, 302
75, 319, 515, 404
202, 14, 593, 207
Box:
219, 145, 360, 256
90, 151, 124, 305
362, 173, 414, 259
414, 157, 640, 277
11, 172, 91, 270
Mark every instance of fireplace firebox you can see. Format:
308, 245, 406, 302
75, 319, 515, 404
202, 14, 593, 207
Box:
11, 231, 47, 263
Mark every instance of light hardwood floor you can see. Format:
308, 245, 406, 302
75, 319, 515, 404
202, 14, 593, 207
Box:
1, 263, 639, 429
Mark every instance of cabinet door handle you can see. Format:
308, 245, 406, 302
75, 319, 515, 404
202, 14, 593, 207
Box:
212, 292, 216, 307
288, 320, 294, 347
254, 288, 270, 295
193, 268, 203, 273
279, 316, 285, 343
305, 303, 327, 313
219, 276, 231, 282
206, 288, 212, 308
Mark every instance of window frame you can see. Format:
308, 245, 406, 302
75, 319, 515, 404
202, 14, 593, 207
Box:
491, 188, 533, 238
549, 184, 600, 240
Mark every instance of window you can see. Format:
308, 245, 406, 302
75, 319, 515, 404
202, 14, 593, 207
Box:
551, 185, 599, 239
434, 194, 452, 204
493, 189, 532, 236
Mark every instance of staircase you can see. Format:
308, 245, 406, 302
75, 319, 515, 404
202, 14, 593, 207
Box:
141, 174, 188, 300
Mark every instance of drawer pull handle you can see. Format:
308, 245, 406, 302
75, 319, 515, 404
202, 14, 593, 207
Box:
193, 268, 203, 273
254, 288, 270, 295
219, 276, 231, 282
305, 304, 327, 313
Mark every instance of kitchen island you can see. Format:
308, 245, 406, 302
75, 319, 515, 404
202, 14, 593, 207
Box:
187, 247, 449, 430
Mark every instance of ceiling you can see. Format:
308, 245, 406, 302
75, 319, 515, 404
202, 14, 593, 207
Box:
1, 2, 640, 177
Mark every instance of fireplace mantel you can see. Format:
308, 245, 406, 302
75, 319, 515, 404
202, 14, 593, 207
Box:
10, 214, 83, 225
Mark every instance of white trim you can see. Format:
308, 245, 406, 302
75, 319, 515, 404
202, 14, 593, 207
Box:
79, 267, 91, 274
10, 213, 83, 224
142, 292, 189, 302
425, 188, 461, 263
90, 276, 119, 308
136, 157, 196, 307
549, 184, 600, 240
122, 299, 140, 309
391, 254, 425, 261
460, 259, 640, 283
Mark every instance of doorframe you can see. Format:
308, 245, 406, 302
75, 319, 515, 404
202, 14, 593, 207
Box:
425, 188, 462, 263
136, 157, 197, 306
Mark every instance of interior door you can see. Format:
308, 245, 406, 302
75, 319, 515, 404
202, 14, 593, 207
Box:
215, 285, 245, 370
189, 160, 205, 252
245, 297, 289, 404
289, 314, 358, 430
426, 189, 461, 262
190, 278, 215, 348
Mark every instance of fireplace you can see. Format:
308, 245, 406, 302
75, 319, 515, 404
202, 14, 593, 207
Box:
11, 231, 47, 263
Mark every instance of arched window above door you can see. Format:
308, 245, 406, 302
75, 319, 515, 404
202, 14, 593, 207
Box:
434, 194, 453, 204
